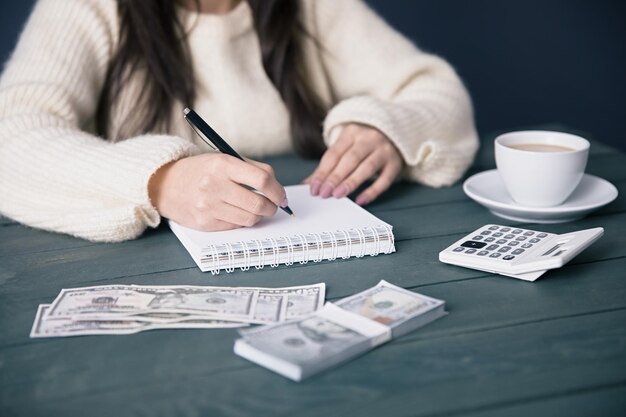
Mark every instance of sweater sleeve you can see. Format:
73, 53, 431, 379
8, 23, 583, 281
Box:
309, 0, 479, 187
0, 0, 197, 242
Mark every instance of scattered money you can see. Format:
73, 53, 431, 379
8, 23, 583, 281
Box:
234, 280, 446, 381
30, 305, 245, 338
31, 283, 325, 338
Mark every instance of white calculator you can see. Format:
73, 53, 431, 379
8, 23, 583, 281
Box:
439, 224, 604, 281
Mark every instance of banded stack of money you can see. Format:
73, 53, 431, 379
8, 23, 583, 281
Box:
234, 280, 446, 381
30, 283, 325, 338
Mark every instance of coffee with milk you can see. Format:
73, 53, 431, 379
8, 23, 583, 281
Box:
495, 131, 589, 207
506, 143, 575, 153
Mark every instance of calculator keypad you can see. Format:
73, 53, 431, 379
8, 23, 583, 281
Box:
451, 225, 552, 261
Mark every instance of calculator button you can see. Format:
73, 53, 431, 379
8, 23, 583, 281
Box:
522, 243, 533, 249
489, 253, 501, 258
512, 229, 522, 234
509, 241, 519, 246
492, 232, 503, 237
481, 231, 491, 235
512, 249, 525, 255
500, 227, 511, 232
523, 231, 535, 236
529, 238, 540, 243
504, 234, 515, 239
486, 244, 499, 251
488, 226, 499, 230
477, 250, 489, 256
537, 233, 548, 238
496, 239, 507, 244
473, 235, 483, 240
465, 249, 477, 254
498, 246, 512, 253
484, 237, 495, 242
502, 255, 515, 261
516, 236, 527, 241
461, 241, 487, 249
453, 247, 464, 252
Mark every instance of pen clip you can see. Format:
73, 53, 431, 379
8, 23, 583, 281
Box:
184, 114, 217, 151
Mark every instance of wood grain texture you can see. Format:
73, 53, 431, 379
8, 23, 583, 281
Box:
0, 134, 624, 417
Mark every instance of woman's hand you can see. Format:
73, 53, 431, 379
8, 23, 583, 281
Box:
303, 123, 403, 205
149, 153, 287, 231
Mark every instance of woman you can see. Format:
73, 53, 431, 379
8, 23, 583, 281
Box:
0, 0, 478, 242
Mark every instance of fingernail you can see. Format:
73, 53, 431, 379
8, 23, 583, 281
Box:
320, 183, 334, 198
333, 184, 349, 198
310, 181, 321, 196
356, 196, 369, 206
280, 198, 289, 208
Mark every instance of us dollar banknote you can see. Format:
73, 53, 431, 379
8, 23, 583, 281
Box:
30, 305, 246, 338
31, 283, 325, 338
335, 280, 444, 337
46, 285, 260, 321
234, 280, 446, 381
46, 283, 325, 323
253, 285, 326, 323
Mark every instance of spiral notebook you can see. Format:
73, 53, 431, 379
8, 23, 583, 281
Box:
169, 185, 395, 274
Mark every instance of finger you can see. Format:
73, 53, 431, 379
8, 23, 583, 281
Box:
214, 202, 263, 228
333, 152, 386, 198
191, 216, 241, 232
221, 183, 278, 217
302, 171, 322, 185
355, 159, 402, 206
307, 133, 354, 195
247, 160, 275, 177
208, 220, 242, 231
226, 159, 287, 208
318, 145, 371, 198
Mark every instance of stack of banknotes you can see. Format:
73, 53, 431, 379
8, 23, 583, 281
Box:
30, 283, 325, 338
234, 280, 446, 381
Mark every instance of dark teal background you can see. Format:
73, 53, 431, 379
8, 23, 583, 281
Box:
1, 0, 624, 151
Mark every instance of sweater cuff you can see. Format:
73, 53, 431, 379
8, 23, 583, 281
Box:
102, 134, 198, 228
323, 95, 431, 167
323, 95, 479, 187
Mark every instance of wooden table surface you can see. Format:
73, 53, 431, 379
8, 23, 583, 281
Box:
1, 129, 625, 417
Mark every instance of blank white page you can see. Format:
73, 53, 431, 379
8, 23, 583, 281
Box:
169, 185, 392, 250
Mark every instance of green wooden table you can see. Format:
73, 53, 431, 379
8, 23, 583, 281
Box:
1, 129, 625, 417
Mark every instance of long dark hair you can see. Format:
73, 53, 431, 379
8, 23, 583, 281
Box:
97, 0, 326, 158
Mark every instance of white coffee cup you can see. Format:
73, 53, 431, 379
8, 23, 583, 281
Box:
495, 130, 589, 207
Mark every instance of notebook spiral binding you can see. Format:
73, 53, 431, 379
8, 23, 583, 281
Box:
201, 225, 395, 275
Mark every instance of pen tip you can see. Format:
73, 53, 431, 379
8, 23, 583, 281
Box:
183, 107, 190, 115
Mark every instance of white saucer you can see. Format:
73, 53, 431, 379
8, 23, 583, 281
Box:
463, 170, 618, 223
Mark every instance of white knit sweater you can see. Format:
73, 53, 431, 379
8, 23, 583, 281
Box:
0, 0, 479, 242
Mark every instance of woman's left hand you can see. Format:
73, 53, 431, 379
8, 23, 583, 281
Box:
303, 123, 403, 205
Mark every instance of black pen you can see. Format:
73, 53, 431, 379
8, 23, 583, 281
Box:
183, 107, 294, 216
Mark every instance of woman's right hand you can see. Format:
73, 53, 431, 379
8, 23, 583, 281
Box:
148, 153, 288, 231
